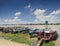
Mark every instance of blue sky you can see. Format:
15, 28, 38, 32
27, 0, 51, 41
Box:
0, 0, 60, 24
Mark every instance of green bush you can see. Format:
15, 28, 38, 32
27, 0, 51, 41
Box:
44, 41, 55, 46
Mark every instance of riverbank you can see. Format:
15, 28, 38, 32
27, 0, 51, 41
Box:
0, 38, 29, 46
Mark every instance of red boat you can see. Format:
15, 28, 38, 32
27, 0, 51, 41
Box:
37, 29, 58, 41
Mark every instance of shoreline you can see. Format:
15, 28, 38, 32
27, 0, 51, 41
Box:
0, 38, 29, 46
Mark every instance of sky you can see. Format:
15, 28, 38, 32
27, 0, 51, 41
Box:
0, 0, 60, 24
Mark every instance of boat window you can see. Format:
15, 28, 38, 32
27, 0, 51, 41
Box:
45, 33, 50, 36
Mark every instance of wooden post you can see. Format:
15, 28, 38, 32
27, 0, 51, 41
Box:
45, 21, 48, 30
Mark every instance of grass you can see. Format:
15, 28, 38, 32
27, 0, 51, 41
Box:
13, 38, 32, 44
0, 32, 32, 45
44, 41, 55, 46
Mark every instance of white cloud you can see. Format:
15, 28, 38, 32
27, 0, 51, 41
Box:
33, 9, 46, 22
34, 9, 46, 16
15, 12, 21, 16
4, 12, 21, 22
33, 9, 60, 23
24, 3, 31, 9
0, 9, 60, 24
50, 9, 60, 15
2, 11, 30, 24
48, 9, 60, 23
3, 18, 29, 24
